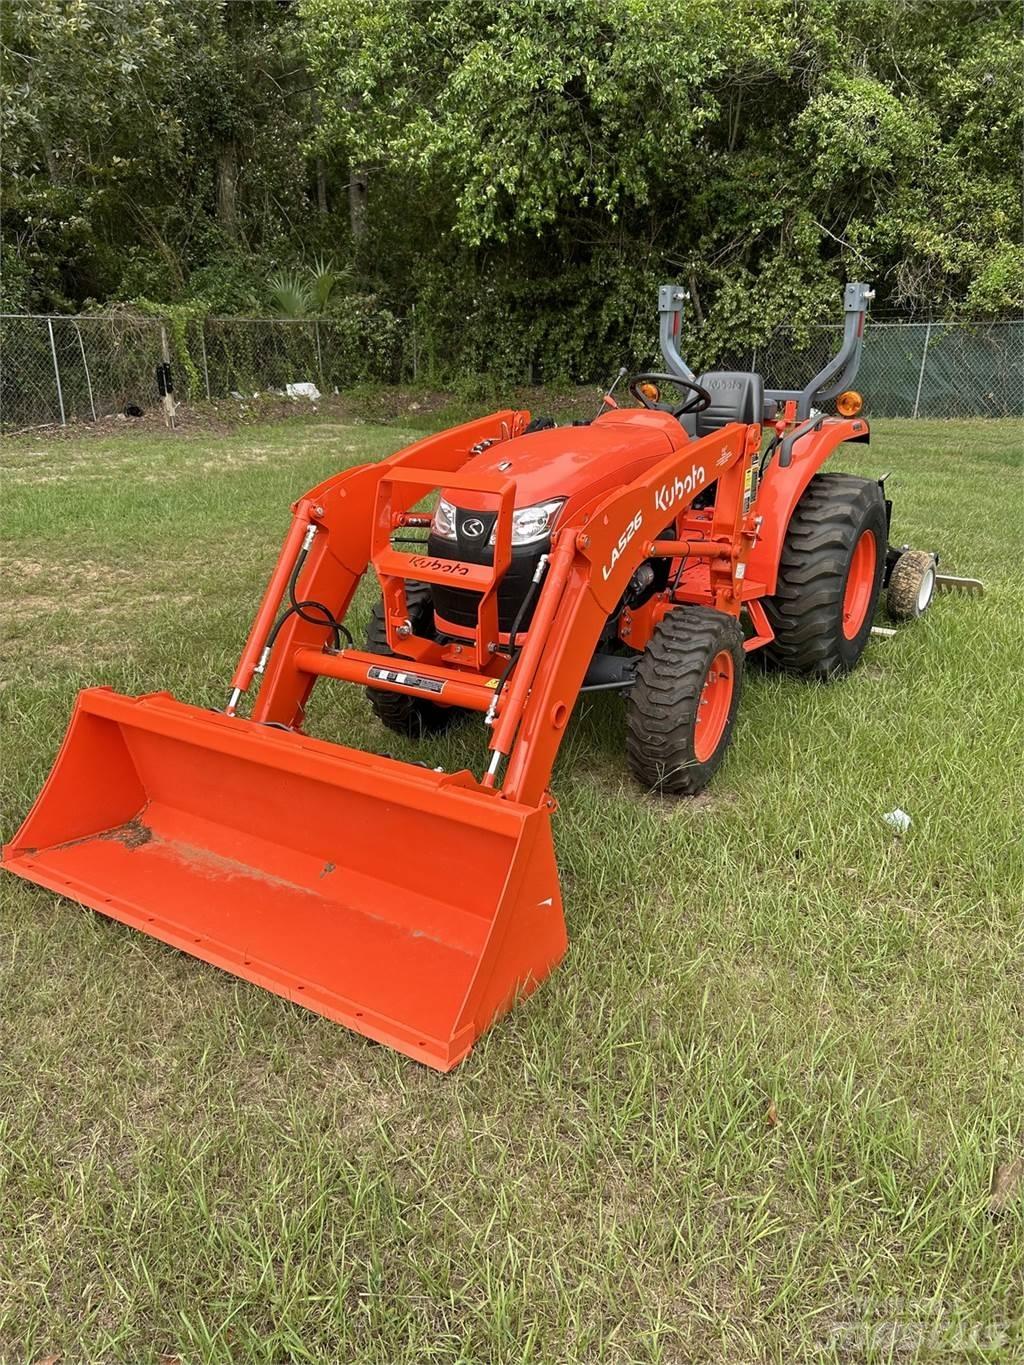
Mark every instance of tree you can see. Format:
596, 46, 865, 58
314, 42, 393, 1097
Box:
301, 0, 1023, 375
1, 0, 178, 306
2, 0, 1019, 379
1, 0, 323, 310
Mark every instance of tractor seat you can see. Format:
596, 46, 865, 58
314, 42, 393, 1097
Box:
679, 371, 764, 437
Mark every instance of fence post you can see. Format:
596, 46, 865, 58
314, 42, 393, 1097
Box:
159, 323, 176, 427
314, 320, 324, 389
411, 303, 418, 382
73, 322, 97, 422
912, 321, 933, 420
199, 322, 212, 400
47, 318, 66, 426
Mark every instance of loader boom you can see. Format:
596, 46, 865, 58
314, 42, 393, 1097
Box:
235, 410, 761, 806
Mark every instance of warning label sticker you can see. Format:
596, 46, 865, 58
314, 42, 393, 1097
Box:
367, 666, 446, 695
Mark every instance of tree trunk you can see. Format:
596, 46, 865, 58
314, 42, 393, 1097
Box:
349, 166, 368, 240
309, 86, 329, 217
688, 273, 705, 328
217, 142, 239, 239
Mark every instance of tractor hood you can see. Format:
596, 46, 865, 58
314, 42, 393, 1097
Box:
446, 408, 687, 515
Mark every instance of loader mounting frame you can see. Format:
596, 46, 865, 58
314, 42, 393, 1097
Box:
227, 410, 767, 808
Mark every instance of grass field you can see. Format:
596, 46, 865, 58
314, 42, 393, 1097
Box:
1, 411, 1022, 1363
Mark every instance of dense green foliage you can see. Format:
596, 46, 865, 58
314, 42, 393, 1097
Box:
3, 0, 1021, 378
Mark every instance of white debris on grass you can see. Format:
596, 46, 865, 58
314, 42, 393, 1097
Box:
882, 808, 912, 833
286, 382, 321, 400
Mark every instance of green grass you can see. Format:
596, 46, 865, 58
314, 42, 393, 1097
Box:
1, 414, 1022, 1363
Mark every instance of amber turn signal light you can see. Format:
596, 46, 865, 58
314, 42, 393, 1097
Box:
836, 390, 864, 417
638, 381, 660, 402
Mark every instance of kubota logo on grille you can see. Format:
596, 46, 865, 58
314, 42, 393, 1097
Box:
653, 463, 706, 513
461, 517, 486, 538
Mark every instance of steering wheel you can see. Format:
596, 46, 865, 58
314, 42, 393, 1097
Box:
628, 372, 712, 418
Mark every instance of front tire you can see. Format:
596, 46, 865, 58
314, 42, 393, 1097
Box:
762, 473, 886, 680
626, 605, 744, 795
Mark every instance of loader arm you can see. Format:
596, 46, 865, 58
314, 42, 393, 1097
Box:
195, 386, 763, 808
240, 409, 761, 808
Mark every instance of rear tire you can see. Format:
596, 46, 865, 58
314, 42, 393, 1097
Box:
365, 583, 463, 737
626, 606, 744, 796
762, 473, 886, 680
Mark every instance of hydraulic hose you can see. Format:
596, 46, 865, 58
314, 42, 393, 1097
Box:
485, 554, 549, 727
262, 537, 353, 666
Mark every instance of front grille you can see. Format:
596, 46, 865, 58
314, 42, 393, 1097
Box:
426, 532, 548, 633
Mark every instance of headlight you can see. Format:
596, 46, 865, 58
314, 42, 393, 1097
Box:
501, 499, 565, 547
430, 496, 458, 541
431, 496, 564, 547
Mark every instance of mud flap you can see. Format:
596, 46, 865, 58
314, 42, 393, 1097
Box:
2, 689, 567, 1070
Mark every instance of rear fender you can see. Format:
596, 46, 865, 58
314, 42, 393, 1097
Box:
746, 418, 869, 596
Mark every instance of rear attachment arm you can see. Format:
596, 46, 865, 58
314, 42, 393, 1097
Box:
226, 501, 321, 713
765, 281, 875, 421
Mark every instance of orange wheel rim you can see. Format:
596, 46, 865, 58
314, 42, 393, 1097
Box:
694, 650, 734, 762
842, 530, 877, 640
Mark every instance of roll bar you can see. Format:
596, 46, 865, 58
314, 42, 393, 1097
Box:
657, 280, 875, 422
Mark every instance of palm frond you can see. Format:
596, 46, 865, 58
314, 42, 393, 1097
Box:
308, 255, 339, 313
268, 268, 313, 318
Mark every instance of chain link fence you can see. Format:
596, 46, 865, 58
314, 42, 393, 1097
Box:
721, 320, 1023, 420
0, 314, 168, 431
195, 313, 403, 401
0, 311, 406, 431
1, 312, 1021, 433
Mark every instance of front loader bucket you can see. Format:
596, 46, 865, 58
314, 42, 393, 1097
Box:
2, 689, 566, 1070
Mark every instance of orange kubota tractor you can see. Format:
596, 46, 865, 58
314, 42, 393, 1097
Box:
3, 282, 975, 1070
